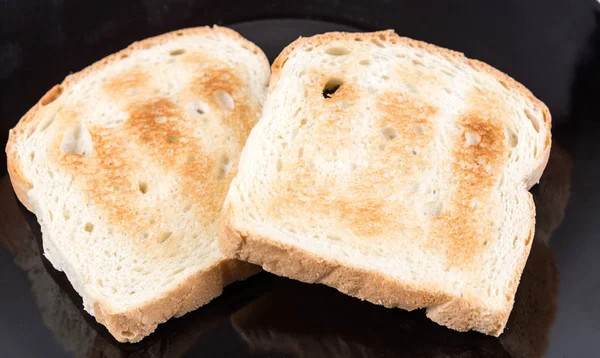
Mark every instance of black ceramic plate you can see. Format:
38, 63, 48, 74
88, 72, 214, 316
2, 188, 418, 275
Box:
1, 1, 599, 357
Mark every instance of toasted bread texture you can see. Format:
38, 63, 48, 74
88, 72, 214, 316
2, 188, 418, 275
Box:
6, 26, 269, 342
219, 30, 551, 336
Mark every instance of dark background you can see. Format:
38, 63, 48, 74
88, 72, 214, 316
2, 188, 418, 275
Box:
1, 0, 599, 357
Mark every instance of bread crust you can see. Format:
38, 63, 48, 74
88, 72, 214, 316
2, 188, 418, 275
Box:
5, 25, 267, 343
220, 214, 533, 336
94, 259, 259, 342
223, 30, 550, 336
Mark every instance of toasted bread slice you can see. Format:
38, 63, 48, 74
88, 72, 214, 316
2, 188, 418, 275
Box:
6, 26, 270, 342
219, 30, 551, 336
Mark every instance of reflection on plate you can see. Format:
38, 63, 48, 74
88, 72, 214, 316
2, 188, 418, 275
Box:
0, 143, 570, 357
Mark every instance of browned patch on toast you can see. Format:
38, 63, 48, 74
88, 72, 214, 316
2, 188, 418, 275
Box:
376, 92, 436, 170
124, 97, 224, 214
393, 64, 446, 90
54, 96, 222, 237
50, 52, 255, 239
270, 90, 438, 238
58, 128, 139, 224
180, 50, 218, 67
430, 89, 507, 264
103, 67, 150, 96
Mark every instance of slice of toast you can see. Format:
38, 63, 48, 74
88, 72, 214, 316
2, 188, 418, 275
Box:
6, 25, 270, 342
219, 30, 551, 336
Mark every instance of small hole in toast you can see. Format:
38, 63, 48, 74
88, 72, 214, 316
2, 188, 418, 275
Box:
465, 131, 481, 146
382, 127, 397, 140
171, 267, 185, 276
424, 201, 443, 217
412, 59, 424, 66
414, 125, 424, 134
121, 330, 135, 338
166, 135, 179, 143
276, 158, 283, 172
406, 83, 419, 94
524, 108, 540, 132
190, 101, 210, 115
214, 90, 234, 110
30, 152, 35, 161
292, 107, 302, 117
139, 182, 148, 194
84, 223, 94, 232
216, 154, 231, 180
441, 69, 455, 77
406, 146, 418, 155
104, 116, 127, 128
25, 126, 35, 138
325, 47, 350, 56
359, 59, 370, 65
371, 38, 384, 48
504, 127, 519, 148
60, 123, 93, 157
157, 232, 172, 243
97, 279, 104, 287
169, 49, 185, 56
40, 85, 63, 106
39, 113, 57, 132
323, 78, 343, 98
